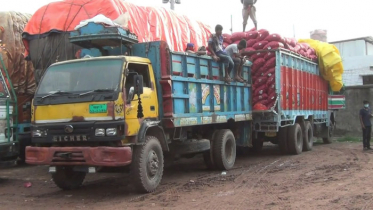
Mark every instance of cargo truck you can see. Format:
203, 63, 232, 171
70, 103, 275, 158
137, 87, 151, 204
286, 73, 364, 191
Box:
25, 23, 253, 192
251, 49, 345, 154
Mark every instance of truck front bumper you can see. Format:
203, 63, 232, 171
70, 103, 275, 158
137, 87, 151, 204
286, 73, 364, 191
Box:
25, 146, 132, 167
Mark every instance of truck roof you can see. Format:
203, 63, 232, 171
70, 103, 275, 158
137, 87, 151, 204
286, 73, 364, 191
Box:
49, 56, 151, 67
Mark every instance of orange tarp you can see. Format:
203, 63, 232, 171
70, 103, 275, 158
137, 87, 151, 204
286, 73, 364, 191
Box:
23, 0, 212, 56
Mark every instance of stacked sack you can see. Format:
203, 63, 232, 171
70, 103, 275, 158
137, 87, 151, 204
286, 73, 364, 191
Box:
223, 28, 318, 110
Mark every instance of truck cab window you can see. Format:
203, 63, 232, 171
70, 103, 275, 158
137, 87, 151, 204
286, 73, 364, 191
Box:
127, 63, 151, 88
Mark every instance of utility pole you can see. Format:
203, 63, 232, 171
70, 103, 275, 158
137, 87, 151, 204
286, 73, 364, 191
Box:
230, 15, 233, 34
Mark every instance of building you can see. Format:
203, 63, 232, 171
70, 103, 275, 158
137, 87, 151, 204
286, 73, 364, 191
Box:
330, 37, 373, 86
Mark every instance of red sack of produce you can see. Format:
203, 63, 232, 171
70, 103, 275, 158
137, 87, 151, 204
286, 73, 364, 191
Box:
256, 99, 269, 106
264, 51, 276, 60
307, 48, 316, 56
253, 103, 268, 111
231, 32, 247, 42
300, 43, 310, 50
263, 57, 276, 69
252, 58, 266, 72
245, 31, 259, 40
233, 40, 240, 45
257, 30, 270, 41
248, 27, 257, 32
252, 41, 269, 50
310, 55, 318, 62
267, 101, 276, 109
263, 41, 284, 50
223, 42, 230, 49
250, 51, 265, 60
267, 83, 275, 92
263, 67, 275, 77
298, 49, 308, 57
283, 42, 295, 51
223, 33, 233, 44
264, 33, 283, 42
267, 91, 276, 101
247, 39, 257, 48
254, 84, 267, 96
254, 76, 267, 86
286, 37, 297, 47
253, 66, 265, 77
293, 44, 301, 53
253, 94, 268, 104
266, 74, 275, 86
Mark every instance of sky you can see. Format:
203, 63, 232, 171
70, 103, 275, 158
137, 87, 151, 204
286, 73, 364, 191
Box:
1, 0, 372, 42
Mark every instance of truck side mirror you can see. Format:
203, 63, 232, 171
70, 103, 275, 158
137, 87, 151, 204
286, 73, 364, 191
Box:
134, 75, 144, 95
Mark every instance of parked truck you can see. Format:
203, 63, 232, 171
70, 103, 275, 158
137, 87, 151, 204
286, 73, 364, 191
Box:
251, 49, 345, 154
25, 23, 253, 192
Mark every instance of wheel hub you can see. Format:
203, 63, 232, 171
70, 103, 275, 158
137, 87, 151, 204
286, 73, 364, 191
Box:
147, 150, 159, 177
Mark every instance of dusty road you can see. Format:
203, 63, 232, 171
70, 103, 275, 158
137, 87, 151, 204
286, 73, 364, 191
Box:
1, 141, 372, 210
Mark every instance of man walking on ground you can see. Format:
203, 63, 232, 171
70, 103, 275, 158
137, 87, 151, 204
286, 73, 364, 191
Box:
241, 0, 257, 31
360, 100, 373, 150
207, 24, 234, 84
224, 39, 247, 82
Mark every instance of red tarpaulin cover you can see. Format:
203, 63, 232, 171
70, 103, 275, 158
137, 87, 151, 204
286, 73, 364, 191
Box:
22, 0, 212, 56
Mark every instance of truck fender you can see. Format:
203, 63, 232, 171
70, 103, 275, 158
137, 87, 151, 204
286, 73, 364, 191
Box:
137, 120, 169, 152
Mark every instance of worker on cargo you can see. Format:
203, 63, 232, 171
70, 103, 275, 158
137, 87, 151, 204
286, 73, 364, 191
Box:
360, 100, 373, 150
224, 39, 247, 82
185, 43, 207, 55
241, 0, 257, 31
207, 24, 234, 84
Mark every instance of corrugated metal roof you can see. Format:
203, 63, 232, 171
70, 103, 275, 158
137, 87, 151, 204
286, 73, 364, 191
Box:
330, 36, 373, 45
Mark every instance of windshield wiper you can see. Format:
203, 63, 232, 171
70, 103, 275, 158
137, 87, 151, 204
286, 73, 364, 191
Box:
40, 90, 72, 99
79, 89, 115, 96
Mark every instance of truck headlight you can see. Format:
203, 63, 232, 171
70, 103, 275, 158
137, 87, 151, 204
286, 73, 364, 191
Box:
95, 128, 105, 136
32, 129, 47, 137
106, 128, 117, 136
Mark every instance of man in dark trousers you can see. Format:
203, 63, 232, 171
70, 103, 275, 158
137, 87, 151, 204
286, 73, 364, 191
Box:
241, 0, 257, 31
360, 100, 373, 150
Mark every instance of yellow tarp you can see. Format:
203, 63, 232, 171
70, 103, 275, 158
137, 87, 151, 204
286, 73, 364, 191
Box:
298, 39, 344, 92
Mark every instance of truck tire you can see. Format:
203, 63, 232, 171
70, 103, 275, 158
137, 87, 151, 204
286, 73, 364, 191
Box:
52, 166, 86, 190
287, 123, 303, 155
278, 127, 288, 154
322, 123, 334, 144
212, 129, 236, 170
303, 121, 313, 151
130, 136, 164, 193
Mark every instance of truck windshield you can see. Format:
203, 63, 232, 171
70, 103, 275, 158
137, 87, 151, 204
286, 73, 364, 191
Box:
36, 59, 123, 96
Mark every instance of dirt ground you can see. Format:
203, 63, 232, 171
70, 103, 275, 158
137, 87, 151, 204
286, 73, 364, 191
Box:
1, 141, 372, 210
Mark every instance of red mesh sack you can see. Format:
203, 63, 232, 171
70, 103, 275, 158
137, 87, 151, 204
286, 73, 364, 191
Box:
266, 74, 275, 86
253, 103, 268, 111
245, 31, 259, 40
253, 66, 265, 77
247, 39, 257, 48
293, 44, 301, 53
256, 99, 269, 106
252, 58, 266, 72
254, 84, 267, 96
257, 29, 270, 41
234, 40, 240, 45
307, 48, 316, 56
250, 51, 265, 60
263, 41, 284, 50
300, 43, 310, 50
267, 91, 276, 101
248, 27, 257, 32
267, 101, 276, 109
264, 33, 283, 42
267, 83, 275, 93
253, 94, 268, 103
264, 51, 276, 60
231, 32, 247, 42
263, 67, 275, 77
286, 37, 297, 47
310, 55, 318, 62
252, 41, 269, 50
254, 76, 267, 86
222, 33, 233, 44
263, 57, 276, 69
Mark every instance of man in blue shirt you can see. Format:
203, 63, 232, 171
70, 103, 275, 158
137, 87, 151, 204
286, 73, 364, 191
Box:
360, 100, 373, 150
207, 24, 234, 84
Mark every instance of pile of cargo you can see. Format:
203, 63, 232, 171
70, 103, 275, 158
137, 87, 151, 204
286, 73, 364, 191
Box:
223, 28, 318, 110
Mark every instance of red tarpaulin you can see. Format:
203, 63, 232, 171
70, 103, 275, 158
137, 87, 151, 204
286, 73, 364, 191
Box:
22, 0, 212, 56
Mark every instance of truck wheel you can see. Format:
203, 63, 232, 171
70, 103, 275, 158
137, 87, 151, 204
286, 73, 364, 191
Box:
278, 127, 288, 154
322, 123, 334, 144
303, 121, 314, 151
212, 129, 236, 170
203, 151, 215, 170
130, 136, 164, 193
52, 166, 86, 190
287, 123, 303, 155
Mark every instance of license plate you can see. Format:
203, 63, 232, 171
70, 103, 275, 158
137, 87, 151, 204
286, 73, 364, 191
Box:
89, 104, 107, 113
52, 135, 89, 142
265, 132, 277, 137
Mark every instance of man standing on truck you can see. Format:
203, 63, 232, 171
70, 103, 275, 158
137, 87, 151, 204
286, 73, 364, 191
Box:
224, 39, 247, 82
241, 0, 257, 31
360, 100, 373, 150
208, 24, 234, 84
